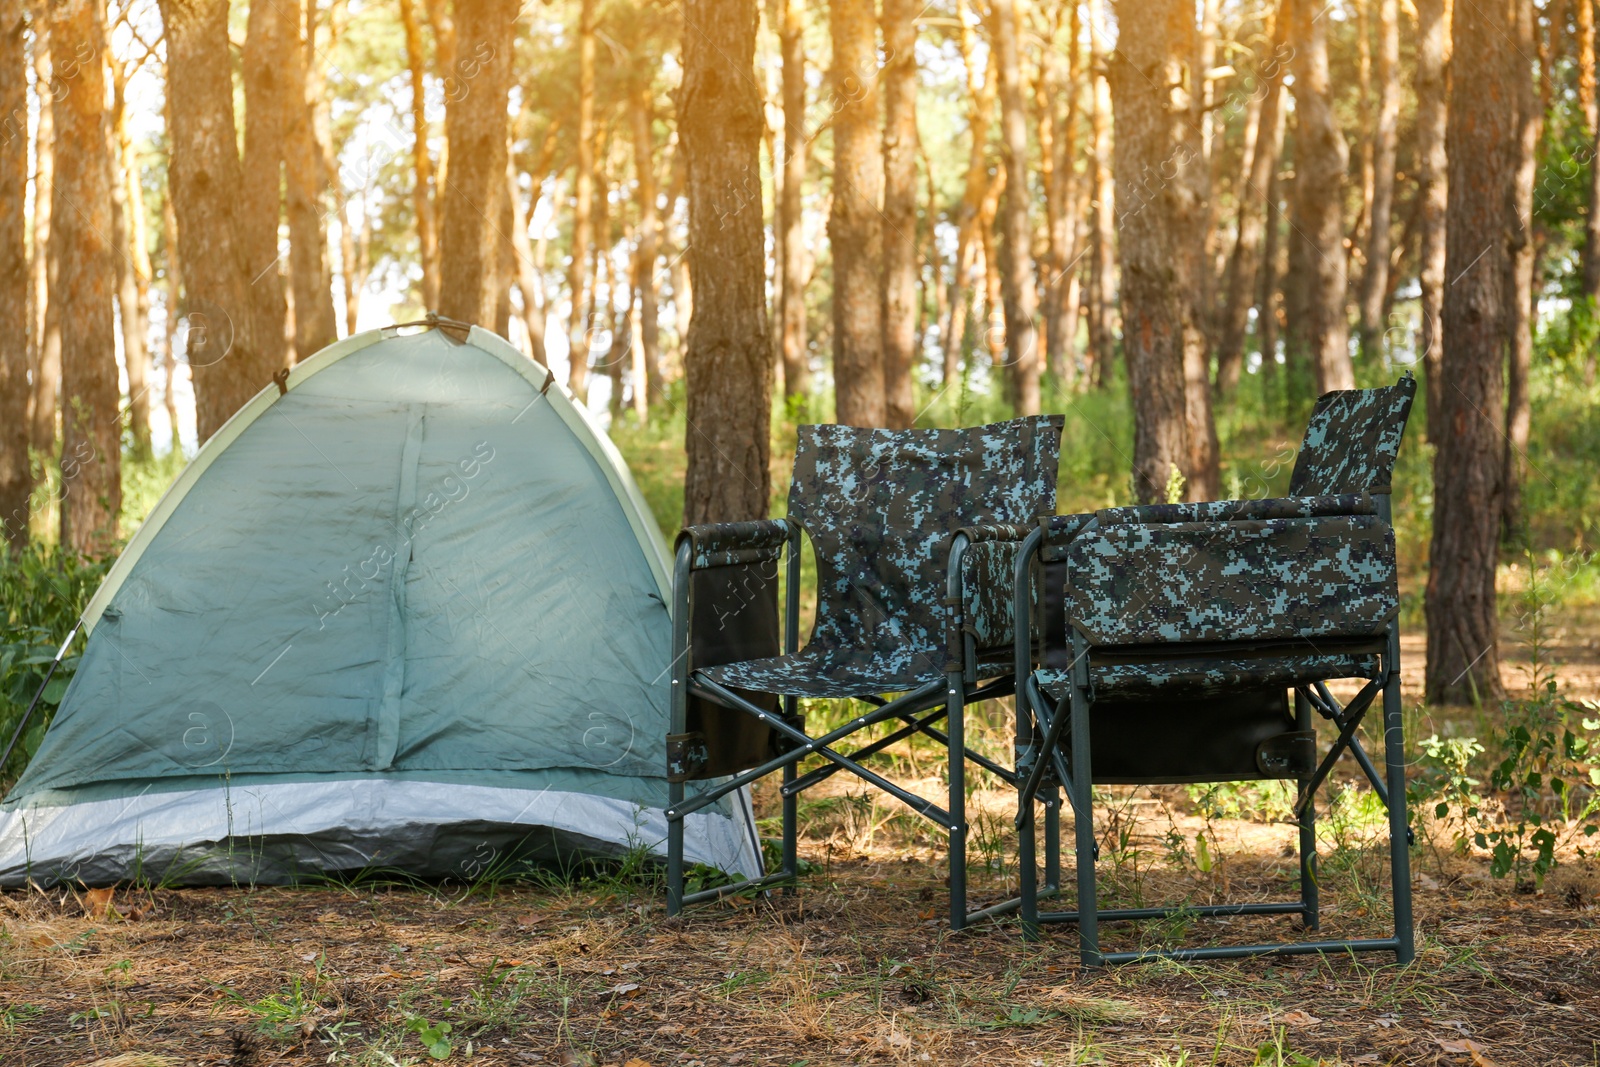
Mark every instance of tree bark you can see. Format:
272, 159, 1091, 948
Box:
942, 0, 992, 389
991, 0, 1039, 416
107, 46, 152, 459
28, 0, 57, 460
777, 0, 809, 404
1356, 0, 1399, 363
436, 0, 517, 327
1503, 0, 1537, 541
630, 88, 662, 410
1042, 0, 1081, 390
829, 0, 884, 426
680, 0, 771, 525
51, 0, 119, 553
1215, 15, 1287, 396
1087, 0, 1116, 389
240, 0, 294, 370
283, 0, 337, 361
881, 0, 917, 428
1415, 0, 1450, 436
565, 0, 596, 400
161, 0, 277, 441
0, 0, 28, 549
1426, 0, 1512, 706
507, 143, 549, 363
1581, 0, 1600, 307
1256, 163, 1283, 398
1110, 0, 1210, 503
160, 191, 181, 449
1287, 0, 1353, 395
400, 0, 440, 312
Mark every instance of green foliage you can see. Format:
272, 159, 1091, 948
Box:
0, 543, 113, 789
404, 1010, 454, 1060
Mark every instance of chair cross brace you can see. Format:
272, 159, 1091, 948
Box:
786, 676, 1017, 795
1293, 677, 1382, 817
667, 676, 956, 830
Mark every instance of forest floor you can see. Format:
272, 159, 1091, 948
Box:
2, 621, 1598, 1067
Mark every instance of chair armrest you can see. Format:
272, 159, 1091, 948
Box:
675, 519, 790, 569
1095, 493, 1375, 527
955, 521, 1035, 545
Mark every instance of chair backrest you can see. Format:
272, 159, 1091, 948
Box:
788, 417, 1062, 674
1288, 373, 1417, 496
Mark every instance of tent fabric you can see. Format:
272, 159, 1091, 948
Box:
0, 325, 760, 884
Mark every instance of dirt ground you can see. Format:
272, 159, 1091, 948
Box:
2, 627, 1598, 1067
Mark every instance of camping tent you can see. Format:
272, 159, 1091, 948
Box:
0, 323, 761, 886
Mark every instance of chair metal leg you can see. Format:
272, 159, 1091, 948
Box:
1043, 786, 1061, 894
781, 761, 798, 895
1295, 688, 1319, 931
667, 781, 684, 916
947, 669, 968, 930
1070, 680, 1100, 967
1383, 638, 1415, 964
1019, 782, 1039, 940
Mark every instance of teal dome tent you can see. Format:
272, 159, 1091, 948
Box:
0, 322, 760, 885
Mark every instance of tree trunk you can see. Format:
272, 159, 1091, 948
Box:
881, 0, 918, 428
992, 0, 1040, 416
1503, 0, 1537, 541
51, 0, 119, 553
1582, 0, 1600, 307
400, 0, 440, 311
507, 154, 549, 363
1216, 15, 1287, 396
1287, 0, 1353, 395
943, 0, 991, 389
1426, 0, 1512, 706
777, 0, 809, 405
1043, 0, 1081, 390
1110, 0, 1208, 503
283, 0, 337, 361
566, 0, 596, 400
436, 0, 517, 326
680, 0, 772, 525
1256, 163, 1283, 399
1415, 0, 1450, 436
1087, 0, 1116, 390
829, 0, 884, 426
107, 50, 152, 459
630, 88, 662, 410
28, 0, 57, 461
241, 0, 294, 370
160, 0, 277, 441
160, 193, 182, 450
1356, 0, 1400, 363
0, 0, 27, 549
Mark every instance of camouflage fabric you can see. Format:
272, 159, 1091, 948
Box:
1097, 494, 1374, 527
1289, 374, 1417, 496
960, 538, 1023, 653
681, 519, 790, 569
1037, 652, 1380, 700
701, 417, 1063, 697
1066, 514, 1398, 647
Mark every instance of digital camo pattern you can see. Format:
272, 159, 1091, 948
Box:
1036, 652, 1380, 700
1066, 514, 1398, 647
1039, 512, 1095, 562
682, 519, 790, 568
1097, 494, 1375, 527
1289, 374, 1416, 496
961, 538, 1022, 653
701, 417, 1063, 697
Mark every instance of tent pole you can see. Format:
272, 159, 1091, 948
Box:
1, 621, 82, 777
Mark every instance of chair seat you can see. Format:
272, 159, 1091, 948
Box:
1037, 652, 1380, 700
700, 646, 1009, 699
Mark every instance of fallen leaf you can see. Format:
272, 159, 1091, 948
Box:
623, 1060, 654, 1067
603, 982, 640, 997
1280, 1010, 1321, 1027
84, 887, 117, 920
1350, 1056, 1380, 1065
1437, 1037, 1500, 1066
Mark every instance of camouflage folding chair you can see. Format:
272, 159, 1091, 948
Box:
1006, 374, 1417, 965
664, 417, 1063, 927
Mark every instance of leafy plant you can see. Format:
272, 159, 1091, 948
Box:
404, 1012, 454, 1060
